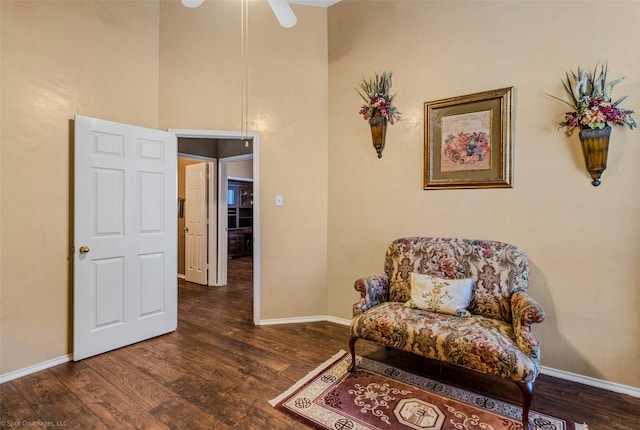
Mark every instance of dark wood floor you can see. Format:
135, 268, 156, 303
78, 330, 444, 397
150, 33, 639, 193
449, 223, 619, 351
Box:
1, 257, 638, 429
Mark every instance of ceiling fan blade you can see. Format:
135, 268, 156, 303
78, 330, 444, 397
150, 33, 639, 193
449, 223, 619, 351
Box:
181, 0, 205, 8
267, 0, 298, 28
289, 1, 342, 6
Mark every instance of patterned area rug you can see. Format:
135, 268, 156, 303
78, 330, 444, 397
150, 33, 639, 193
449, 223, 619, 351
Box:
270, 351, 588, 430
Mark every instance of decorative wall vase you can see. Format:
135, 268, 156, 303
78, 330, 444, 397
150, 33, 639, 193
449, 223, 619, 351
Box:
369, 115, 388, 158
579, 126, 611, 186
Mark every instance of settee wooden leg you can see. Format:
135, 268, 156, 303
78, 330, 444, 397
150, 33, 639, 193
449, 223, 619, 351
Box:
348, 335, 358, 372
517, 381, 534, 430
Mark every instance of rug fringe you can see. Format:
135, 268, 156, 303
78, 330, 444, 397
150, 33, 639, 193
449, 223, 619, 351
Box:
268, 350, 347, 407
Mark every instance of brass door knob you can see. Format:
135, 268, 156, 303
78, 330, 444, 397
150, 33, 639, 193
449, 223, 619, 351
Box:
79, 246, 90, 254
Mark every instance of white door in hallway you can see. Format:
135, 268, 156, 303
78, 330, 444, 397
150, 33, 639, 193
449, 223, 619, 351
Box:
74, 115, 177, 361
185, 162, 208, 285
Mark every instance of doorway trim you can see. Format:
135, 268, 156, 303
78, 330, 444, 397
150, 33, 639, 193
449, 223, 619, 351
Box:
170, 129, 260, 325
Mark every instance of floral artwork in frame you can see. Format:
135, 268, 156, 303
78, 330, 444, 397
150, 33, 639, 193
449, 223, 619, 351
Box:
441, 111, 491, 173
424, 87, 514, 189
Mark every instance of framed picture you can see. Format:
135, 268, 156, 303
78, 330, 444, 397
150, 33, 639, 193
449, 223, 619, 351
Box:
424, 87, 513, 189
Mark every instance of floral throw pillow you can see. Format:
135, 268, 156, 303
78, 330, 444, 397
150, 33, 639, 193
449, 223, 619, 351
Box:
405, 273, 474, 317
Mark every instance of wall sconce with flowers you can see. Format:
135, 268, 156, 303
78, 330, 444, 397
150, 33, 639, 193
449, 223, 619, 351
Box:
356, 71, 401, 158
547, 63, 637, 186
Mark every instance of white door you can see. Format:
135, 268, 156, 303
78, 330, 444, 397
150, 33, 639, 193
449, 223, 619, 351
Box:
74, 115, 177, 361
185, 162, 208, 285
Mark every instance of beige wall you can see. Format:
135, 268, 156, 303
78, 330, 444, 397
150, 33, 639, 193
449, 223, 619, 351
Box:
2, 0, 638, 390
0, 0, 329, 375
159, 0, 329, 319
228, 159, 253, 180
327, 1, 640, 387
1, 0, 161, 374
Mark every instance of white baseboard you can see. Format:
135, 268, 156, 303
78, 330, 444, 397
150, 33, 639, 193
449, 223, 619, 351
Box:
540, 366, 639, 398
325, 316, 351, 326
0, 354, 72, 384
3, 318, 638, 399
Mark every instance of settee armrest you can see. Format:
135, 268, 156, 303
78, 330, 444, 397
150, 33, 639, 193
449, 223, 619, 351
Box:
511, 291, 545, 358
352, 275, 389, 316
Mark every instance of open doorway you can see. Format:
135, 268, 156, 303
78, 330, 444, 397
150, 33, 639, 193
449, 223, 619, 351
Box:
220, 155, 253, 279
172, 129, 260, 325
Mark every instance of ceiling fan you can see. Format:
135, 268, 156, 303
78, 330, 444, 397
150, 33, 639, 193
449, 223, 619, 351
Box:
181, 0, 341, 28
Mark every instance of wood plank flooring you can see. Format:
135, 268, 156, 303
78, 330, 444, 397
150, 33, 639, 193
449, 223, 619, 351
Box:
1, 257, 638, 429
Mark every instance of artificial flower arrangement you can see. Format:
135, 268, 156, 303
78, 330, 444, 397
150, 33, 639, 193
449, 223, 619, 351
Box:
356, 71, 401, 123
547, 63, 637, 133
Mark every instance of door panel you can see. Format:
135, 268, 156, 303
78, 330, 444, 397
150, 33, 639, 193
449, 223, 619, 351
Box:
74, 115, 177, 361
94, 168, 124, 235
94, 257, 125, 328
140, 252, 165, 317
139, 172, 164, 233
185, 162, 208, 285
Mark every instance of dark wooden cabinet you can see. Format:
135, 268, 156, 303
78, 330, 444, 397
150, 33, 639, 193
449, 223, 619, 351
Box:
228, 230, 245, 257
228, 180, 253, 258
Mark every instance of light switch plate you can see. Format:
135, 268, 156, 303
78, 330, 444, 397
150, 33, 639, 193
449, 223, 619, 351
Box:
275, 195, 283, 206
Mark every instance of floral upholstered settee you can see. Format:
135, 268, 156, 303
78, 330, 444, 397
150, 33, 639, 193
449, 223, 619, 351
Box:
349, 237, 545, 430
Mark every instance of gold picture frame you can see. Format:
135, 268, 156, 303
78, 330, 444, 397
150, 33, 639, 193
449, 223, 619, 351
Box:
424, 87, 513, 189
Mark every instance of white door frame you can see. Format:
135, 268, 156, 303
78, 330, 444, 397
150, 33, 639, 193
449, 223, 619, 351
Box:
171, 129, 260, 325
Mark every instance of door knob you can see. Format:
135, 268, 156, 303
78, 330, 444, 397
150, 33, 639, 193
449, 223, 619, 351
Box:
184, 227, 189, 232
79, 246, 90, 254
